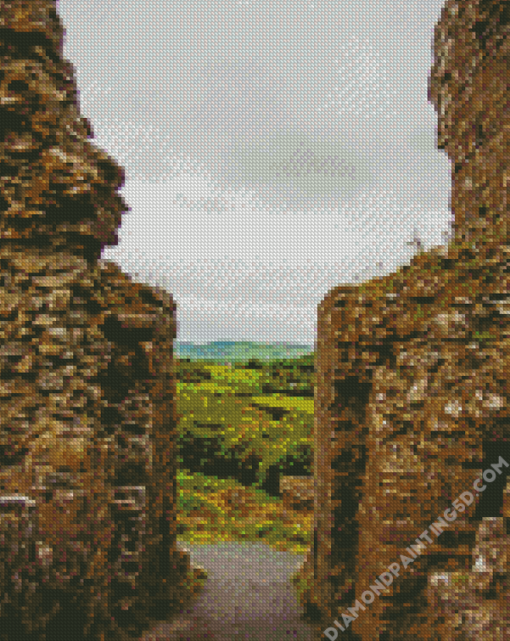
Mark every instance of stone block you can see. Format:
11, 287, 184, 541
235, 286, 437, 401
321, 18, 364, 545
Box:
0, 2, 190, 639
304, 2, 510, 638
280, 475, 314, 520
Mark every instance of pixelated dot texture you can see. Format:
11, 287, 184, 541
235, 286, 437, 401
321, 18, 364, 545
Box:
0, 1, 190, 639
6, 0, 510, 640
297, 1, 510, 638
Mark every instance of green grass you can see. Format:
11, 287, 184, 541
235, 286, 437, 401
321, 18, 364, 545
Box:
175, 363, 314, 491
250, 393, 314, 414
174, 359, 314, 555
176, 468, 313, 555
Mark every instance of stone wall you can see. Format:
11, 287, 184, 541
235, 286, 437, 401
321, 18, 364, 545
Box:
295, 1, 510, 639
0, 2, 192, 640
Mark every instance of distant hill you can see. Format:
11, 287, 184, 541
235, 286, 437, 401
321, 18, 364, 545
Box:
174, 341, 315, 363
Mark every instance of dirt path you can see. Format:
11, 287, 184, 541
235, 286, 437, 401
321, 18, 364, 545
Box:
139, 541, 319, 640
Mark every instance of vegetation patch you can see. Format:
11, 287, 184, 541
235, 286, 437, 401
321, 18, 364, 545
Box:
176, 468, 312, 554
174, 353, 316, 553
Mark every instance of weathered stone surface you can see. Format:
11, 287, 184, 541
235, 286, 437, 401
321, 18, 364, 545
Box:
297, 1, 510, 639
0, 2, 191, 640
280, 475, 314, 524
0, 0, 126, 255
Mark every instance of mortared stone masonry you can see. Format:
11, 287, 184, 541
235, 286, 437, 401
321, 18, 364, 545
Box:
0, 2, 196, 639
295, 1, 510, 638
8, 1, 510, 639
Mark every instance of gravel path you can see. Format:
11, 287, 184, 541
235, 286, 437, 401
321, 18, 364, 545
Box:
139, 541, 318, 640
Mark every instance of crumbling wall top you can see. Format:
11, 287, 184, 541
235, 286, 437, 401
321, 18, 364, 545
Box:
0, 0, 130, 260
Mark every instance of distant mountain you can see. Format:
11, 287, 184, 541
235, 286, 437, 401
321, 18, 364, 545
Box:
174, 341, 315, 363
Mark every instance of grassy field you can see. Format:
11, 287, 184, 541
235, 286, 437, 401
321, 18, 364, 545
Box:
174, 360, 314, 556
176, 468, 313, 555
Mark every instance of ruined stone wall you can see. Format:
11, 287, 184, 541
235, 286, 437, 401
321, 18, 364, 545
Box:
296, 1, 510, 639
0, 2, 191, 639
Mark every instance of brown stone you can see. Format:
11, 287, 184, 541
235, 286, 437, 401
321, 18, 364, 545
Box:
0, 2, 192, 639
297, 1, 510, 639
280, 475, 315, 524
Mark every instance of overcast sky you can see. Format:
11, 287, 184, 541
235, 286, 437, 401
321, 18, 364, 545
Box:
58, 0, 452, 346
